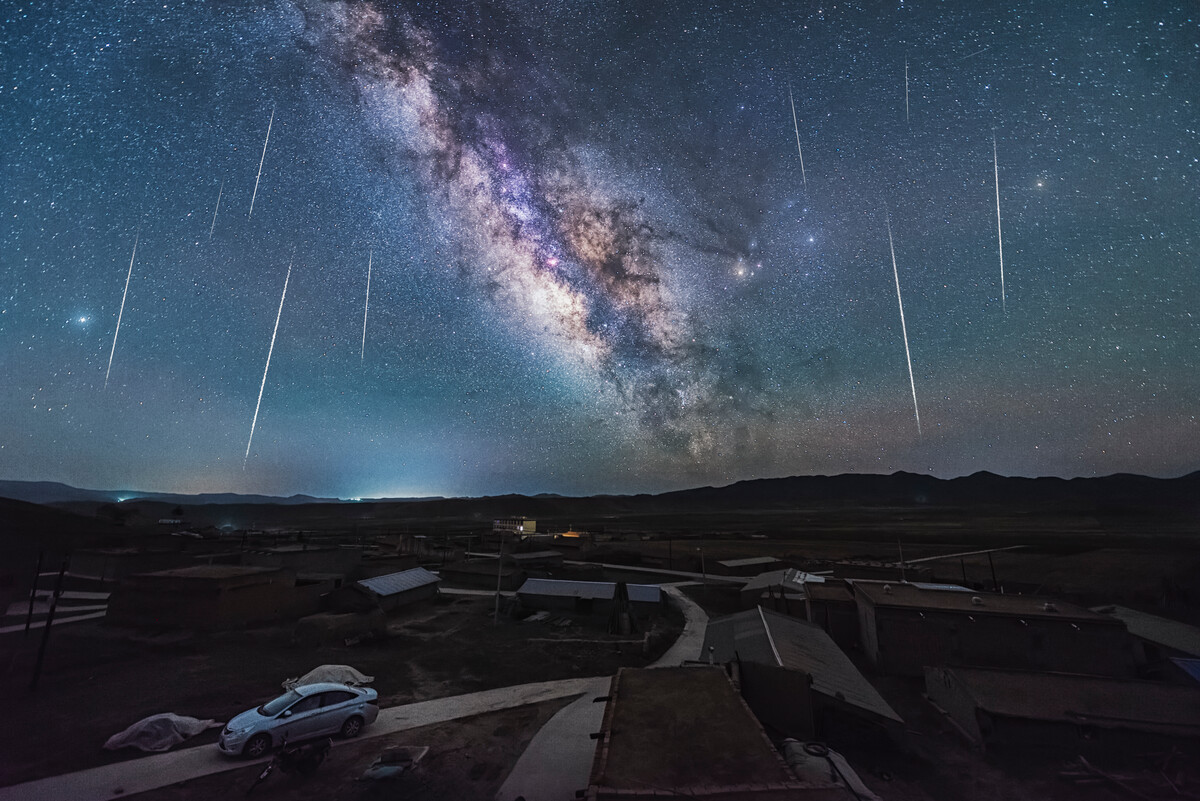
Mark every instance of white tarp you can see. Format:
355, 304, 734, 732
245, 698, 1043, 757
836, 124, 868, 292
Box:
103, 714, 220, 752
282, 664, 374, 690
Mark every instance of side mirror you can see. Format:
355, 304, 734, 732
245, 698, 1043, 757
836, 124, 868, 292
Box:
281, 710, 293, 718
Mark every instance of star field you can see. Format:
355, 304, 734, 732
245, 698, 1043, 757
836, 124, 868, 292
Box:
1, 0, 1197, 498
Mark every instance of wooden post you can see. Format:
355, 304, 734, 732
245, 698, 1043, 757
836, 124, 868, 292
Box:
24, 550, 44, 638
30, 553, 69, 691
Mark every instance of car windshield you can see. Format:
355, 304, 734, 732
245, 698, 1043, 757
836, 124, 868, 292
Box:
258, 690, 302, 717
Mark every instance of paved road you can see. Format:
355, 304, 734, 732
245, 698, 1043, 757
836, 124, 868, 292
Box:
494, 582, 710, 801
0, 678, 603, 801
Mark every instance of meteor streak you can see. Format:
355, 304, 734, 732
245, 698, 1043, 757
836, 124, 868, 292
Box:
361, 249, 371, 362
904, 59, 910, 123
104, 231, 138, 390
244, 259, 291, 468
248, 105, 275, 220
788, 85, 807, 189
209, 178, 224, 240
993, 132, 1006, 313
886, 212, 921, 437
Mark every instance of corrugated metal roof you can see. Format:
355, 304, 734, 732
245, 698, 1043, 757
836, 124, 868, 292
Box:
703, 607, 903, 724
1092, 605, 1200, 657
517, 578, 661, 604
357, 567, 440, 597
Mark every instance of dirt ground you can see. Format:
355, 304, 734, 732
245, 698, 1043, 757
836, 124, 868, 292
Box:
131, 698, 572, 801
0, 594, 681, 788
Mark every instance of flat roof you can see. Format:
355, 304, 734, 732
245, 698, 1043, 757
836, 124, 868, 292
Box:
592, 667, 798, 792
357, 567, 440, 597
705, 607, 902, 724
932, 667, 1200, 736
507, 550, 563, 560
518, 578, 660, 604
138, 565, 279, 580
805, 582, 855, 603
855, 582, 1112, 622
1092, 605, 1200, 657
740, 569, 798, 593
716, 556, 782, 568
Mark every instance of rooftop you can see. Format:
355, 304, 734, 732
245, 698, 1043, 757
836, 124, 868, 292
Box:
717, 556, 783, 568
506, 550, 563, 561
854, 582, 1112, 622
740, 568, 802, 594
932, 666, 1200, 736
518, 578, 660, 604
357, 567, 440, 597
805, 581, 855, 603
705, 607, 902, 724
1092, 605, 1200, 657
591, 667, 798, 793
137, 565, 280, 580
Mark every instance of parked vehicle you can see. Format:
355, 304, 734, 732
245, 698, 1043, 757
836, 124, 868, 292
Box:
218, 681, 379, 757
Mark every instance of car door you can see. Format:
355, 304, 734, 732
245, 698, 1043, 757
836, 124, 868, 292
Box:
315, 690, 359, 735
279, 692, 323, 741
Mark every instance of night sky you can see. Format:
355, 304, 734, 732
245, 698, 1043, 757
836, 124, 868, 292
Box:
3, 1, 1197, 499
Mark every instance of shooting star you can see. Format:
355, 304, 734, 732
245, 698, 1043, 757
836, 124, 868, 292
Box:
904, 58, 910, 123
104, 231, 138, 390
886, 211, 921, 437
360, 249, 372, 362
788, 85, 807, 189
993, 132, 1006, 313
209, 178, 224, 240
248, 105, 275, 220
244, 259, 291, 468
957, 46, 990, 61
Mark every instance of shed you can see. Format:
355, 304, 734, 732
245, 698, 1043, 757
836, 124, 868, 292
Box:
925, 666, 1200, 760
804, 580, 860, 651
106, 565, 302, 630
355, 567, 440, 613
517, 578, 662, 619
705, 607, 902, 737
504, 549, 564, 570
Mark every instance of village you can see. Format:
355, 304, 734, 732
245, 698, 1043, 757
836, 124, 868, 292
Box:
2, 506, 1200, 801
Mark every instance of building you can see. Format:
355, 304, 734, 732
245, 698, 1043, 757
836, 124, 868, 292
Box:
504, 549, 564, 570
106, 565, 317, 630
854, 583, 1135, 677
493, 517, 536, 538
738, 569, 808, 612
242, 544, 362, 577
804, 580, 861, 652
714, 556, 784, 577
439, 559, 525, 590
352, 567, 440, 613
517, 578, 662, 619
1092, 605, 1200, 678
586, 666, 854, 800
925, 666, 1200, 759
704, 607, 903, 738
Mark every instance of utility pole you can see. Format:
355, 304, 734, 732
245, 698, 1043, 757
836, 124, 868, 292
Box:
494, 533, 505, 624
30, 553, 69, 691
24, 550, 43, 638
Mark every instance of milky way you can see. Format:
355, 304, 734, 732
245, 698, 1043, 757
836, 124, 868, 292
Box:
1, 0, 1197, 498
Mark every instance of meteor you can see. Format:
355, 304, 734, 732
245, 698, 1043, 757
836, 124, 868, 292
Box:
788, 85, 807, 189
993, 132, 1006, 313
104, 231, 138, 390
361, 249, 372, 362
209, 178, 224, 240
248, 105, 275, 220
904, 58, 910, 123
886, 212, 921, 437
244, 259, 291, 468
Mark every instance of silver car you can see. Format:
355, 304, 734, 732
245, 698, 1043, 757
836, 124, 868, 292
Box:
217, 681, 380, 757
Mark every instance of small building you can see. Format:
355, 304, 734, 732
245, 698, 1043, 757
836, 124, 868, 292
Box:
353, 567, 440, 613
504, 549, 564, 570
925, 666, 1200, 760
72, 547, 194, 583
242, 544, 362, 577
106, 565, 307, 630
586, 666, 852, 800
713, 556, 783, 577
1092, 605, 1200, 678
493, 517, 536, 538
439, 558, 525, 590
738, 569, 806, 612
704, 607, 903, 739
517, 578, 662, 619
551, 529, 594, 549
854, 583, 1135, 677
804, 580, 861, 652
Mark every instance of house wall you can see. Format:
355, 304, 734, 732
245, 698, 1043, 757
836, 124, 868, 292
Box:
375, 581, 439, 613
867, 605, 1134, 677
806, 597, 860, 651
107, 571, 299, 630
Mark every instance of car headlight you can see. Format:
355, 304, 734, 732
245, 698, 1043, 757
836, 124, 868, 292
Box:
225, 724, 254, 736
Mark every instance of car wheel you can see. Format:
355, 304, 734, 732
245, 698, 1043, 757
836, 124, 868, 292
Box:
340, 715, 364, 739
244, 733, 271, 759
